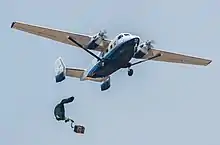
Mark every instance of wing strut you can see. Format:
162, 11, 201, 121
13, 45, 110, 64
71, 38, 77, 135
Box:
67, 36, 102, 61
129, 53, 162, 67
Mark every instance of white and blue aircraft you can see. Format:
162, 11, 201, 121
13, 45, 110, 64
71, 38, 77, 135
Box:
11, 21, 212, 91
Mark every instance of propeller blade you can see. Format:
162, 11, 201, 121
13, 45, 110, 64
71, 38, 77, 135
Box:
145, 40, 156, 49
146, 40, 155, 45
99, 29, 108, 39
150, 40, 156, 44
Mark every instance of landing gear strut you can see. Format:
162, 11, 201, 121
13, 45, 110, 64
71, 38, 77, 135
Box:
125, 63, 133, 76
128, 68, 133, 76
126, 53, 162, 77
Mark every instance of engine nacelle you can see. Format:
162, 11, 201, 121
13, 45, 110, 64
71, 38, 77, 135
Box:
86, 31, 107, 50
133, 42, 151, 59
101, 77, 110, 91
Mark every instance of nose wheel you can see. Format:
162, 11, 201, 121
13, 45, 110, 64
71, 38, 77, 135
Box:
128, 68, 133, 76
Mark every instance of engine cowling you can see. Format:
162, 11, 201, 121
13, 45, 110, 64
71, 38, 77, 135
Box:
86, 31, 107, 50
133, 42, 151, 59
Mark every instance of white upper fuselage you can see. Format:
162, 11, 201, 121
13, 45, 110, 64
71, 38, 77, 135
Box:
104, 33, 140, 57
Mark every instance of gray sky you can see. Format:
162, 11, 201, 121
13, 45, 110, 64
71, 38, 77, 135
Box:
1, 0, 220, 145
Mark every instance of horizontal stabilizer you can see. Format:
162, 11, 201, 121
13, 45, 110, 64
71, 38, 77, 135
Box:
54, 57, 107, 83
66, 68, 107, 82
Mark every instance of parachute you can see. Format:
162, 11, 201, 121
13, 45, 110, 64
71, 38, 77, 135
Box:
54, 96, 85, 134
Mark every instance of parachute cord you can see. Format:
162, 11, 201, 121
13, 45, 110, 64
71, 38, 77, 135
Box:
70, 120, 75, 128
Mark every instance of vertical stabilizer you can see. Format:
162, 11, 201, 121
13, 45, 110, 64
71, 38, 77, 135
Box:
54, 57, 66, 83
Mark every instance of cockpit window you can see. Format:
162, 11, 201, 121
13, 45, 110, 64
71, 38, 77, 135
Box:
124, 33, 130, 36
118, 35, 123, 40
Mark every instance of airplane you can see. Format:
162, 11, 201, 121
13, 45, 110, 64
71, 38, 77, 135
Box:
11, 21, 212, 91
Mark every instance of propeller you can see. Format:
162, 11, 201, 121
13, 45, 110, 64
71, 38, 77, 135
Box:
98, 29, 108, 39
89, 28, 108, 39
145, 40, 156, 50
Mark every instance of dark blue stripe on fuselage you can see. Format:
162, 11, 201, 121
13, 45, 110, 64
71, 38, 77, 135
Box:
87, 38, 139, 78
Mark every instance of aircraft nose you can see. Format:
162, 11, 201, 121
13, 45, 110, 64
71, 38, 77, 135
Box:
132, 36, 140, 45
131, 35, 140, 42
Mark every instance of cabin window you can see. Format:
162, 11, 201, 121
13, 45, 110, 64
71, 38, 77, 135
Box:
124, 33, 129, 36
118, 35, 123, 40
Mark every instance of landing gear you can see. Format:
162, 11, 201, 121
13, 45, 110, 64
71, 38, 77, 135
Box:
128, 68, 133, 76
126, 53, 162, 77
125, 63, 133, 76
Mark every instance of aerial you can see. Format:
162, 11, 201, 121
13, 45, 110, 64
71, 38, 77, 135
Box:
10, 21, 212, 91
1, 0, 219, 145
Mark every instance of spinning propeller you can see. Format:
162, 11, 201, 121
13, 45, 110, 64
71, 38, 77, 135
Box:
98, 29, 108, 39
145, 40, 155, 49
89, 29, 108, 40
128, 39, 161, 67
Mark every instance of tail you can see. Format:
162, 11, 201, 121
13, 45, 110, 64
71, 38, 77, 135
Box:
54, 57, 66, 83
54, 57, 109, 83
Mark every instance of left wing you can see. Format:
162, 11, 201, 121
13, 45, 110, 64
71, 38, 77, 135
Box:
11, 21, 110, 52
142, 48, 212, 66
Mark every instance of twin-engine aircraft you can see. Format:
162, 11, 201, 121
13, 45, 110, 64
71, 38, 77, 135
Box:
11, 21, 212, 91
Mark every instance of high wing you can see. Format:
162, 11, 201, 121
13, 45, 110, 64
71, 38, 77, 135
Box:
10, 21, 110, 52
142, 48, 212, 66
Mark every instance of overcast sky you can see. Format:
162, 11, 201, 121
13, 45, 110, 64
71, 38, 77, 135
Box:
1, 0, 220, 145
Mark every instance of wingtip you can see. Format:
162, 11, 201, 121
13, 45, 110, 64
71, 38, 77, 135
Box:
10, 22, 16, 28
207, 60, 212, 65
203, 59, 212, 66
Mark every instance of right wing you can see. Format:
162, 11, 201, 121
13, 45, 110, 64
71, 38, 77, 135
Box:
141, 48, 212, 66
55, 57, 107, 83
11, 21, 110, 52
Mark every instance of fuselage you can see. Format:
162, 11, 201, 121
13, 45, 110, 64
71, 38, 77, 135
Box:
85, 33, 140, 78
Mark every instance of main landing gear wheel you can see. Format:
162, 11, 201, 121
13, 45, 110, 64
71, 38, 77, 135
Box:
128, 69, 133, 76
